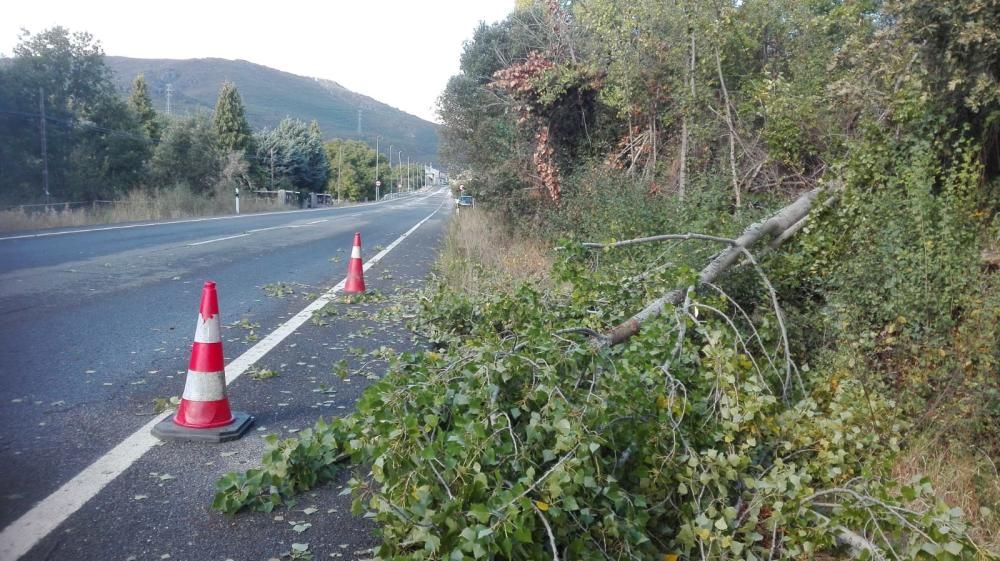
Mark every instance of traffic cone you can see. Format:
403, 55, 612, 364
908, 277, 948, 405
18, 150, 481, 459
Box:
344, 232, 366, 294
152, 281, 253, 443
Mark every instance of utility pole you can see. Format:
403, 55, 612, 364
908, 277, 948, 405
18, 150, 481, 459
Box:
407, 156, 410, 191
398, 150, 402, 194
337, 143, 344, 202
166, 83, 173, 115
38, 87, 49, 204
357, 109, 362, 136
375, 136, 381, 200
388, 145, 393, 196
270, 146, 275, 189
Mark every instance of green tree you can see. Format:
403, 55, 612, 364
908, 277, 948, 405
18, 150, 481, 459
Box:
438, 15, 540, 207
0, 27, 146, 202
325, 139, 380, 201
150, 113, 222, 192
254, 118, 329, 191
213, 81, 254, 154
129, 74, 161, 143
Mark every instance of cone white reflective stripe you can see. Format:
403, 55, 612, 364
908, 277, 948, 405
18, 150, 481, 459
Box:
181, 370, 227, 402
351, 244, 361, 259
192, 314, 221, 343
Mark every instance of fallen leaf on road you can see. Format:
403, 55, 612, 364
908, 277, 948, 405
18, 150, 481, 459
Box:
292, 523, 311, 533
302, 507, 318, 515
134, 495, 148, 500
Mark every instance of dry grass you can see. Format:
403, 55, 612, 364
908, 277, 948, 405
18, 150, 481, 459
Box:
438, 208, 552, 296
893, 438, 1000, 555
0, 185, 297, 234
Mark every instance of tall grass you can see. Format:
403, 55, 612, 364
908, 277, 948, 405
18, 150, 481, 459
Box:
894, 439, 1000, 554
437, 207, 552, 296
0, 185, 299, 234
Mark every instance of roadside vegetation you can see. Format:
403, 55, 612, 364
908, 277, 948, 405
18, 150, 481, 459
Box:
0, 185, 295, 233
0, 27, 425, 232
214, 0, 998, 559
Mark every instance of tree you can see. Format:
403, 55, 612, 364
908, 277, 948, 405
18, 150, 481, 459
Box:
150, 114, 222, 192
0, 27, 146, 202
325, 139, 380, 201
438, 13, 542, 206
254, 118, 329, 191
129, 74, 161, 143
213, 81, 254, 154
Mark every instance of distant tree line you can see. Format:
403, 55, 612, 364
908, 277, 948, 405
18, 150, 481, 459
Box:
0, 27, 425, 206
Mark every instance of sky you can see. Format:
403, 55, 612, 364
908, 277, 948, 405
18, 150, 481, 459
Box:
0, 0, 515, 123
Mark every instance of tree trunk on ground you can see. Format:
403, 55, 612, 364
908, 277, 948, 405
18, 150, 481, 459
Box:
603, 187, 824, 347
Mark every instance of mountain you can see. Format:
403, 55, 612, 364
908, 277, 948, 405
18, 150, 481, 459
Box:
105, 56, 439, 164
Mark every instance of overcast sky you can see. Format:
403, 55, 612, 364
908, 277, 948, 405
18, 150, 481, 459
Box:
0, 0, 514, 123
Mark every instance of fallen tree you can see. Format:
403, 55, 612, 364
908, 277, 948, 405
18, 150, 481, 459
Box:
596, 187, 827, 348
212, 181, 993, 561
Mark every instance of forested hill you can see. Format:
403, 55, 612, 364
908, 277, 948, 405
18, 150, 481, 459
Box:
105, 56, 439, 163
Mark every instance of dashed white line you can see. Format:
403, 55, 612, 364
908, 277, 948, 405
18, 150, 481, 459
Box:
0, 201, 444, 561
186, 233, 251, 246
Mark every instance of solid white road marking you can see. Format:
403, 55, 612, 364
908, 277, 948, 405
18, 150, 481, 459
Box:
0, 207, 339, 242
0, 199, 445, 561
0, 189, 447, 242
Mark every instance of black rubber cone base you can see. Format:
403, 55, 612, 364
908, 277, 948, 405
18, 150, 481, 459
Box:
152, 411, 254, 443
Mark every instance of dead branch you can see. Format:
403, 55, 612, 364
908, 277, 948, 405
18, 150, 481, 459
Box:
581, 233, 736, 249
764, 189, 841, 253
600, 188, 823, 347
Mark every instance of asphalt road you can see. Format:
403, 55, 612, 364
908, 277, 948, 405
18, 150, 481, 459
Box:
0, 189, 454, 560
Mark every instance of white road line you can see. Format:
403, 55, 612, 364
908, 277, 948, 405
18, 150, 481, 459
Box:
0, 202, 444, 561
245, 219, 325, 234
186, 233, 251, 246
0, 208, 333, 242
0, 190, 439, 242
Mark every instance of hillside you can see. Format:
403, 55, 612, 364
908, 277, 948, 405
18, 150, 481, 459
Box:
105, 56, 439, 164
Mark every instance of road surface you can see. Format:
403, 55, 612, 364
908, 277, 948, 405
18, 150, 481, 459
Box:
0, 189, 454, 560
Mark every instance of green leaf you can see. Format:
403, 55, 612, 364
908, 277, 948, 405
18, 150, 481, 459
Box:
469, 503, 491, 524
942, 542, 963, 555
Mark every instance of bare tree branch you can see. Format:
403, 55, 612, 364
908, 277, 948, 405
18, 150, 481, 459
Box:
581, 233, 736, 249
601, 188, 823, 347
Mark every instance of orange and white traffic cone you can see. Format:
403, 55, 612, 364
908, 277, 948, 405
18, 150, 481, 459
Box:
152, 281, 253, 443
343, 232, 366, 294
